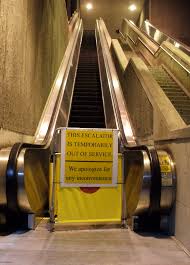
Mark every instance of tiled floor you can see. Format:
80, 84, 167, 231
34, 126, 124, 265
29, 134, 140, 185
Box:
0, 222, 189, 265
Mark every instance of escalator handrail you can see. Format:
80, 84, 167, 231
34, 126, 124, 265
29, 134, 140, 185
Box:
123, 19, 190, 75
142, 20, 190, 56
34, 17, 82, 146
96, 18, 136, 147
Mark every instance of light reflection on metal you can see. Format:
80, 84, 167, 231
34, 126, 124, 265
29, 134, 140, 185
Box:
34, 18, 83, 146
129, 20, 135, 25
122, 19, 190, 75
154, 29, 160, 43
174, 42, 180, 48
56, 77, 63, 88
145, 20, 150, 36
96, 18, 136, 146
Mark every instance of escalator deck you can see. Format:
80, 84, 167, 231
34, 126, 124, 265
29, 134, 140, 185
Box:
68, 30, 105, 128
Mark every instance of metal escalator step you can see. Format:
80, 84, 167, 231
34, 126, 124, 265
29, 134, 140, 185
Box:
75, 76, 100, 80
162, 88, 183, 93
72, 101, 102, 106
69, 121, 105, 128
74, 89, 100, 93
72, 105, 104, 111
181, 117, 190, 124
178, 110, 190, 115
72, 99, 102, 104
75, 82, 100, 86
70, 116, 105, 122
174, 105, 190, 111
73, 94, 101, 98
70, 109, 104, 116
75, 76, 99, 80
74, 92, 101, 97
158, 82, 178, 87
166, 95, 189, 100
75, 73, 99, 77
170, 99, 190, 104
164, 91, 187, 96
158, 82, 179, 89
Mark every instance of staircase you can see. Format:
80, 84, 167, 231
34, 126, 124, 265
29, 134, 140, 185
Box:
149, 66, 190, 124
69, 31, 105, 128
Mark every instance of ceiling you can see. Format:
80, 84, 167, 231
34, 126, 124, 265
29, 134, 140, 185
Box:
80, 0, 145, 37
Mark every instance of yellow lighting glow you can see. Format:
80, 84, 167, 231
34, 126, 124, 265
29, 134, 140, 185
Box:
128, 4, 137, 11
86, 3, 93, 10
174, 42, 180, 48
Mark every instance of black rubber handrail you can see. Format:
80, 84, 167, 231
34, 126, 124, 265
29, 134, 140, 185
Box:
6, 142, 42, 215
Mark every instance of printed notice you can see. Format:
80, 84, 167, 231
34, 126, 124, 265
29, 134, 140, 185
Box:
158, 154, 173, 187
60, 128, 118, 187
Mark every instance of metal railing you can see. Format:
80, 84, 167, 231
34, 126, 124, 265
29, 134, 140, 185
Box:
122, 19, 190, 75
96, 18, 136, 147
141, 20, 190, 56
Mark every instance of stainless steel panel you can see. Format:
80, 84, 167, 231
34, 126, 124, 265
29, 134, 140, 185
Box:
96, 18, 136, 146
141, 20, 190, 56
17, 148, 49, 213
125, 150, 151, 217
0, 148, 11, 207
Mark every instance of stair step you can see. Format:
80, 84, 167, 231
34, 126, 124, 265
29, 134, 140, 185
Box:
72, 101, 102, 106
173, 105, 190, 110
74, 93, 102, 98
166, 95, 189, 100
72, 103, 103, 109
70, 116, 105, 122
170, 99, 190, 103
73, 96, 102, 101
178, 109, 190, 114
162, 88, 183, 93
69, 121, 105, 128
164, 91, 186, 96
71, 109, 104, 116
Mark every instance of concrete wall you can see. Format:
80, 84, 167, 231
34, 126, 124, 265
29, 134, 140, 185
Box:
0, 0, 69, 146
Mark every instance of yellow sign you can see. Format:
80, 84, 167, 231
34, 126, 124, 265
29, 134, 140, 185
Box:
60, 128, 118, 187
158, 154, 173, 187
158, 154, 172, 173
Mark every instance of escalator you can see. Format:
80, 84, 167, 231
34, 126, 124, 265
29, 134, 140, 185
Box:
149, 66, 190, 124
69, 31, 105, 128
118, 19, 190, 126
0, 15, 176, 232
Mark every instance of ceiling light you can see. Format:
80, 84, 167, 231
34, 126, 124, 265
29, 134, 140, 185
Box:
128, 4, 137, 11
86, 3, 93, 10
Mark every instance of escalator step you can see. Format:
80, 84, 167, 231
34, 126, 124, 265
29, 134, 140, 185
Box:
70, 110, 104, 116
72, 105, 104, 111
70, 116, 105, 122
69, 121, 105, 128
69, 30, 105, 129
